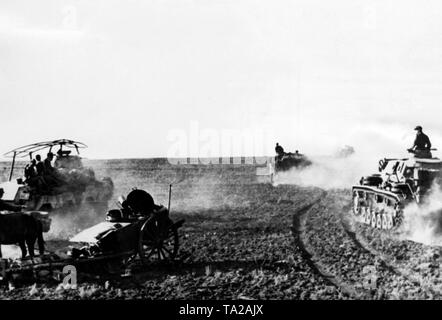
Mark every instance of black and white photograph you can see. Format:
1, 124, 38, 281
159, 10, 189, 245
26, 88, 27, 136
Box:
1, 0, 442, 308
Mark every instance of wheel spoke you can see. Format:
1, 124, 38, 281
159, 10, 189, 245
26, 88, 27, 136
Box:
162, 246, 173, 256
145, 247, 155, 260
158, 248, 167, 259
140, 218, 179, 264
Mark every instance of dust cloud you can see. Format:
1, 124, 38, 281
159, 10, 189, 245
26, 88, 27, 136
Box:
273, 153, 379, 189
45, 204, 107, 240
45, 163, 252, 240
401, 184, 442, 246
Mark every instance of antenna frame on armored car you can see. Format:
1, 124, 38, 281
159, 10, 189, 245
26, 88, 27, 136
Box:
4, 139, 87, 181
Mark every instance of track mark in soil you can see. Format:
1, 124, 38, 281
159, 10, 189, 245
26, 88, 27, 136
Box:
292, 192, 356, 298
298, 189, 437, 299
340, 211, 403, 276
340, 211, 441, 297
312, 189, 439, 299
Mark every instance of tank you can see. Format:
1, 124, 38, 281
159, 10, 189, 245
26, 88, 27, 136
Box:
0, 139, 114, 216
352, 150, 442, 230
274, 151, 312, 172
334, 145, 355, 158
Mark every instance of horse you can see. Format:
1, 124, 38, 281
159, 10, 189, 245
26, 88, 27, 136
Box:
0, 212, 45, 258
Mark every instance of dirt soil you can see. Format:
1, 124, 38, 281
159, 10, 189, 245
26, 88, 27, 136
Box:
1, 161, 442, 299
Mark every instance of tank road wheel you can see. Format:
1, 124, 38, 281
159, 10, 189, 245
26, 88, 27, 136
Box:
386, 213, 394, 230
353, 192, 361, 216
381, 213, 388, 230
138, 217, 179, 264
376, 212, 382, 229
370, 210, 377, 228
364, 208, 371, 224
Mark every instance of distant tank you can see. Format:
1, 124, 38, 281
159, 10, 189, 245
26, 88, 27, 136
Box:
335, 145, 355, 158
0, 139, 114, 215
352, 149, 442, 230
274, 151, 312, 172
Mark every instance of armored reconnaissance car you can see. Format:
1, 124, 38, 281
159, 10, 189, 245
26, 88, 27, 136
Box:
352, 149, 442, 230
0, 139, 114, 214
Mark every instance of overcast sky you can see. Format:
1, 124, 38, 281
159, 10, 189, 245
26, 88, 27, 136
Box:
1, 0, 442, 159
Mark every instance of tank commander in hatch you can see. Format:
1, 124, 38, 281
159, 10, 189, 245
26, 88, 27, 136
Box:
408, 126, 432, 158
275, 143, 285, 160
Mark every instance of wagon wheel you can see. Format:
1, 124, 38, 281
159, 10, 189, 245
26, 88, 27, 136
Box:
138, 217, 179, 264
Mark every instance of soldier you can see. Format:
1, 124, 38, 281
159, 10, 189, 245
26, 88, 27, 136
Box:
43, 152, 64, 188
44, 152, 55, 174
35, 155, 45, 176
409, 126, 432, 158
275, 143, 285, 159
0, 188, 23, 212
24, 159, 37, 181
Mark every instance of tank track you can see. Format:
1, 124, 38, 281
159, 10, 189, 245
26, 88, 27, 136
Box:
351, 186, 406, 230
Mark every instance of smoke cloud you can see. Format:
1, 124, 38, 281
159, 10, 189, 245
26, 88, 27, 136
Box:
272, 153, 379, 189
401, 184, 442, 246
46, 204, 107, 240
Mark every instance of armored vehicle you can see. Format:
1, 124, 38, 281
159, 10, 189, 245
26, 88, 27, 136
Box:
352, 149, 442, 230
0, 139, 113, 213
274, 151, 312, 172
